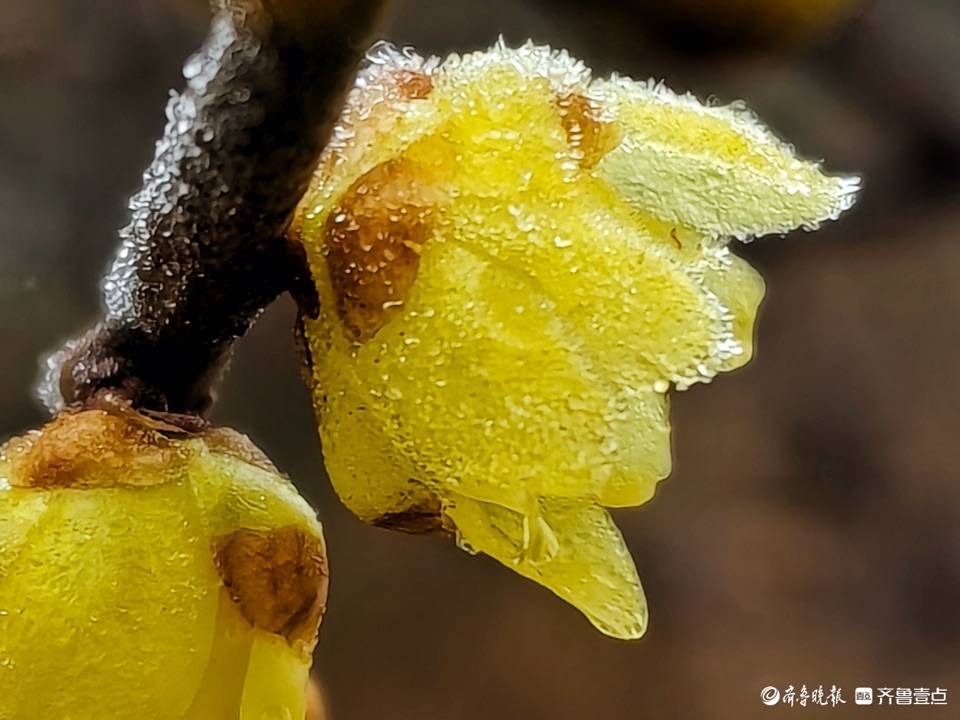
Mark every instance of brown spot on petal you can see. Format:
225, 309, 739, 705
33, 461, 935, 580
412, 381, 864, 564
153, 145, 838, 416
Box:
372, 496, 449, 535
670, 227, 683, 250
556, 93, 622, 168
324, 157, 439, 342
1, 409, 185, 489
393, 69, 433, 100
215, 526, 329, 653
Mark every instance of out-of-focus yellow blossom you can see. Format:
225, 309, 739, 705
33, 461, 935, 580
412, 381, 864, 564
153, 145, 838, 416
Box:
0, 408, 327, 718
292, 41, 858, 639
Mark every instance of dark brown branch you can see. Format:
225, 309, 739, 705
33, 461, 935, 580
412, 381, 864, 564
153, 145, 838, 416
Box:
42, 0, 385, 417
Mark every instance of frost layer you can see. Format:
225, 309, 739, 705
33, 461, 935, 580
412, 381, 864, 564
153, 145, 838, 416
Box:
0, 410, 326, 718
293, 41, 858, 639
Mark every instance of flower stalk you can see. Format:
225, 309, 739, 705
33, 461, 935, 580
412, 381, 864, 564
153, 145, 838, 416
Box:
43, 0, 386, 419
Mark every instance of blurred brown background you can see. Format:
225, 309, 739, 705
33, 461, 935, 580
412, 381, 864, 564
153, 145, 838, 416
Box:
1, 1, 958, 718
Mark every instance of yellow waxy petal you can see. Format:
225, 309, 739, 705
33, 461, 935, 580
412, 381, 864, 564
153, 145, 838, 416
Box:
445, 496, 646, 639
0, 477, 218, 717
695, 245, 766, 370
0, 411, 326, 718
183, 592, 254, 719
311, 236, 675, 516
238, 631, 311, 720
594, 77, 860, 241
293, 41, 857, 640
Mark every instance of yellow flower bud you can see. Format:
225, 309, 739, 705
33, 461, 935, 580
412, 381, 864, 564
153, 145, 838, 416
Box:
0, 409, 326, 718
292, 42, 858, 639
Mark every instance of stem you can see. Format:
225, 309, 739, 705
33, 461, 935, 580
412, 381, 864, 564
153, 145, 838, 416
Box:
42, 0, 385, 417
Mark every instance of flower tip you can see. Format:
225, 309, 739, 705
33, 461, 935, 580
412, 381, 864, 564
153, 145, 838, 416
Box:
588, 598, 648, 641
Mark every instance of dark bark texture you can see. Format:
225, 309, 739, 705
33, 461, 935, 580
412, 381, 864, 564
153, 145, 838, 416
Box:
43, 0, 384, 416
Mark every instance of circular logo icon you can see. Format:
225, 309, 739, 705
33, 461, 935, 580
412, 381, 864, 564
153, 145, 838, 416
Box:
761, 686, 781, 706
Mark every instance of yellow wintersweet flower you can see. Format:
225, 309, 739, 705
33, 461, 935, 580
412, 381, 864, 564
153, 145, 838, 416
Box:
292, 41, 858, 639
0, 409, 327, 718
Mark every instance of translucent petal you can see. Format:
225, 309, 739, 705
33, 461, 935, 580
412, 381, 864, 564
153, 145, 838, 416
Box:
444, 495, 646, 640
694, 246, 766, 370
594, 77, 860, 241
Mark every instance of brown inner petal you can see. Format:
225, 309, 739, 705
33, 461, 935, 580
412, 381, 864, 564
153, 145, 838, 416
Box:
556, 93, 622, 168
371, 496, 449, 535
1, 409, 182, 489
323, 157, 435, 343
215, 526, 329, 653
393, 69, 433, 100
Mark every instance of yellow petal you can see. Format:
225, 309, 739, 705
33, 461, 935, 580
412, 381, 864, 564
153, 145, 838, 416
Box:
445, 495, 647, 639
0, 477, 218, 717
310, 236, 675, 516
695, 245, 766, 370
183, 592, 254, 719
594, 77, 860, 241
